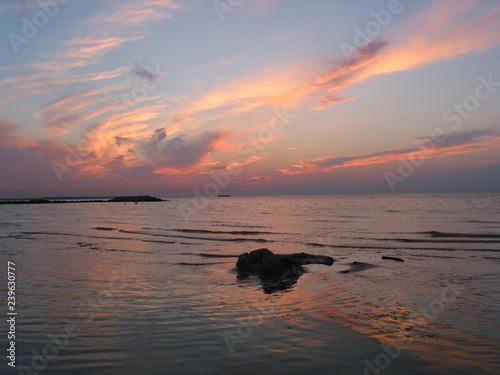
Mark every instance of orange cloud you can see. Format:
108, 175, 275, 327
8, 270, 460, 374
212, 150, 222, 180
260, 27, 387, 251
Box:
236, 175, 288, 192
277, 129, 499, 176
59, 36, 142, 61
0, 0, 184, 106
303, 0, 500, 110
0, 66, 129, 105
171, 0, 500, 131
91, 0, 183, 27
219, 155, 266, 171
359, 1, 500, 78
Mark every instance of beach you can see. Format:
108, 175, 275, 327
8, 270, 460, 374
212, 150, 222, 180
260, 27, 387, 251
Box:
1, 193, 499, 374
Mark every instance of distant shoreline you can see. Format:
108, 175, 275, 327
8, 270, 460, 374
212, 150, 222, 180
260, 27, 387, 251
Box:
0, 195, 167, 205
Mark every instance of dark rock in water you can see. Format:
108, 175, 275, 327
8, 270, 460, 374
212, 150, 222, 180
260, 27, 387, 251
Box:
382, 255, 405, 262
339, 261, 378, 274
236, 248, 273, 274
29, 199, 50, 204
260, 254, 305, 277
199, 253, 239, 258
108, 195, 163, 202
236, 248, 334, 294
288, 252, 335, 266
236, 248, 334, 277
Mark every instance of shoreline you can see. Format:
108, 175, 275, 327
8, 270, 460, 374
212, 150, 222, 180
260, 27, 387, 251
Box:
0, 195, 167, 205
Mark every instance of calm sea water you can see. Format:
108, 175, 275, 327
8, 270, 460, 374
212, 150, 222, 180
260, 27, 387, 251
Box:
1, 193, 499, 375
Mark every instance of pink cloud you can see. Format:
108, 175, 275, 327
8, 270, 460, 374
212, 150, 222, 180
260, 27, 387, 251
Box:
277, 129, 500, 176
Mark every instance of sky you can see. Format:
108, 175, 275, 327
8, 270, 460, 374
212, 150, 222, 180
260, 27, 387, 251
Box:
0, 0, 499, 198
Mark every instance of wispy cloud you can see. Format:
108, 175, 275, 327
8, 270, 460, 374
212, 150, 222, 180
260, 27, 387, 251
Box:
277, 128, 500, 176
37, 1, 186, 71
235, 175, 281, 192
171, 0, 500, 127
316, 39, 389, 86
91, 0, 184, 29
305, 0, 500, 109
56, 36, 143, 64
208, 155, 266, 173
0, 65, 130, 104
361, 0, 500, 77
0, 0, 185, 110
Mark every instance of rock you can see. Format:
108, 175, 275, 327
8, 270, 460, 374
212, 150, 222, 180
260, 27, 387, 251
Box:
236, 248, 274, 274
288, 252, 335, 266
260, 254, 305, 277
381, 255, 405, 262
236, 248, 334, 277
29, 199, 50, 203
339, 261, 378, 274
108, 195, 163, 202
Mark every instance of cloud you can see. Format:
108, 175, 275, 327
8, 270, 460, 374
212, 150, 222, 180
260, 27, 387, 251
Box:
305, 1, 500, 108
277, 128, 500, 176
0, 65, 130, 106
174, 0, 500, 123
318, 95, 356, 107
235, 175, 280, 192
316, 39, 389, 85
165, 51, 366, 131
78, 105, 163, 159
417, 128, 499, 148
165, 37, 384, 124
361, 0, 500, 77
114, 136, 132, 146
57, 36, 143, 63
209, 155, 266, 172
38, 93, 133, 134
91, 0, 183, 29
0, 0, 184, 105
151, 127, 167, 143
132, 63, 163, 83
32, 1, 185, 72
138, 129, 227, 173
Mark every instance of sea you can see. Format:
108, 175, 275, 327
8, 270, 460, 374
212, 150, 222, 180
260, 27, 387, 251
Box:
0, 193, 499, 375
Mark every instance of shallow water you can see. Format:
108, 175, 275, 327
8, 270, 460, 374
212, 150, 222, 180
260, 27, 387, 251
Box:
1, 193, 499, 374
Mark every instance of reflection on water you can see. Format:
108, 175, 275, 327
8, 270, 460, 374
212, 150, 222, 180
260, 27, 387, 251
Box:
237, 271, 300, 294
0, 194, 499, 374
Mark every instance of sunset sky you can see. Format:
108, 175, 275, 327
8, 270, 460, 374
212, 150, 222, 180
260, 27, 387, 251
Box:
0, 0, 499, 198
